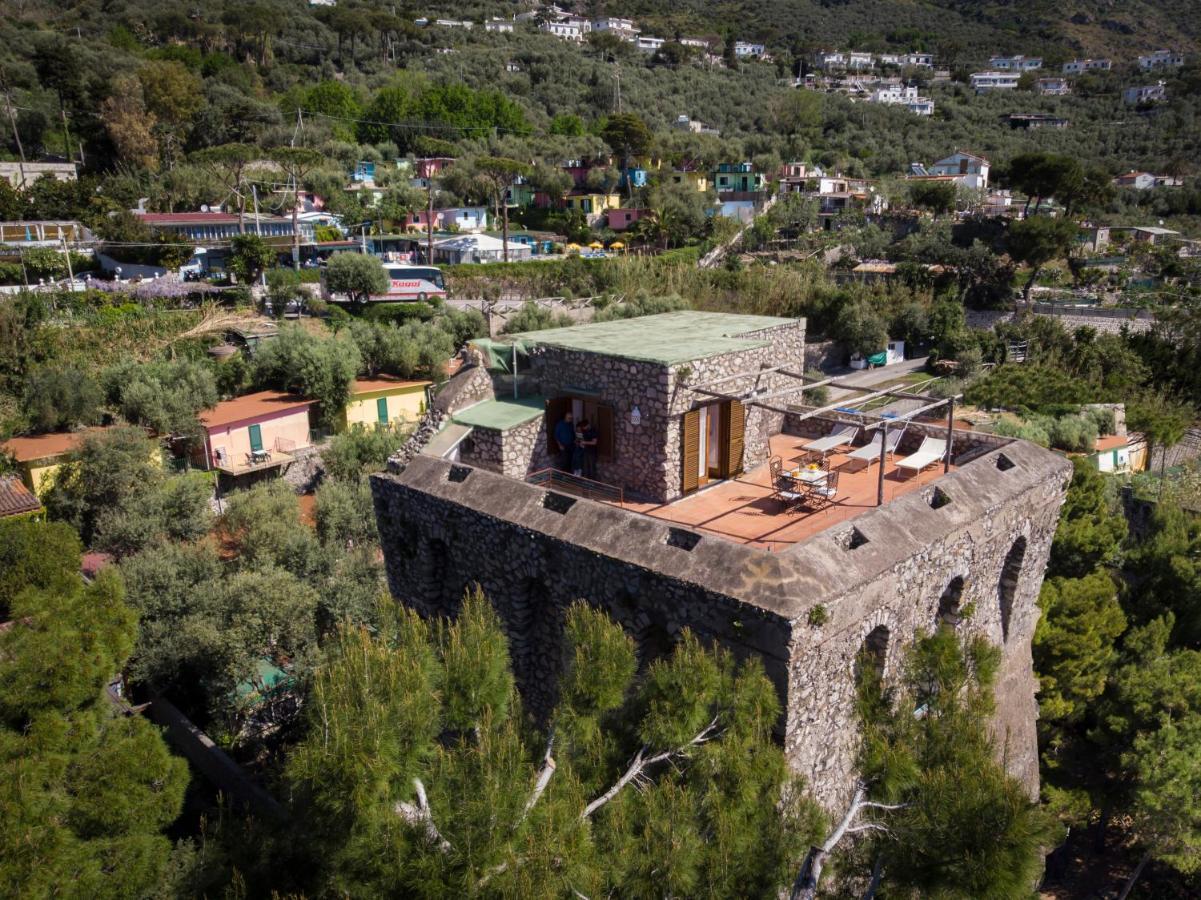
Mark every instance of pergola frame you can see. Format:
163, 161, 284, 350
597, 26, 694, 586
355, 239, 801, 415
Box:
688, 366, 962, 505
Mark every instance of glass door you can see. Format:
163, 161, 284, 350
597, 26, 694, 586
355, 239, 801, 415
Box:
248, 423, 263, 453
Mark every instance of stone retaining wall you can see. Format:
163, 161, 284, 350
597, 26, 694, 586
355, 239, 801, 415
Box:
965, 305, 1159, 335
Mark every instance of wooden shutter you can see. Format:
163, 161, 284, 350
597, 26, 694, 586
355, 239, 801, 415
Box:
681, 409, 700, 494
545, 397, 572, 453
594, 404, 615, 459
726, 399, 745, 476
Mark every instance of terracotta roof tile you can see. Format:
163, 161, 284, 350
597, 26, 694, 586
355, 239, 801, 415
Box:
199, 391, 315, 430
1, 428, 110, 463
0, 475, 41, 518
351, 376, 432, 395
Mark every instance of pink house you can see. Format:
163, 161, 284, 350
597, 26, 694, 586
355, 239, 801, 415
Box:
196, 391, 315, 476
415, 157, 455, 179
606, 208, 647, 231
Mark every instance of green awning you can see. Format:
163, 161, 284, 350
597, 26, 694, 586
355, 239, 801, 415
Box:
470, 338, 530, 373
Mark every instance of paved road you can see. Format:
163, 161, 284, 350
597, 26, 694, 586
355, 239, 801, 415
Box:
823, 357, 931, 405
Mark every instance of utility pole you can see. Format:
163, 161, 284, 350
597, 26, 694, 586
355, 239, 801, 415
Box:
251, 184, 266, 287
2, 88, 27, 189
61, 232, 74, 289
614, 68, 622, 113
426, 180, 434, 264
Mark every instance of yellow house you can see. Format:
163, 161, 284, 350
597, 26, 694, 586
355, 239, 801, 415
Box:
564, 191, 622, 217
343, 377, 431, 430
1, 428, 109, 497
669, 171, 710, 192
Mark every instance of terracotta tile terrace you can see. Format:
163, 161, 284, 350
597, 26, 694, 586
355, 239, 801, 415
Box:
615, 433, 954, 552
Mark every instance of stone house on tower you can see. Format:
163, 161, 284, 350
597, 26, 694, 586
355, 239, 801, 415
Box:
371, 311, 1071, 811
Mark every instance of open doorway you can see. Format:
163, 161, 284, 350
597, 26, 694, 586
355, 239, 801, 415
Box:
681, 399, 745, 494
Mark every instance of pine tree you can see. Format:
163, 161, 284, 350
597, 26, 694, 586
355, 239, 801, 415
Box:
0, 519, 188, 896
1048, 459, 1127, 579
1034, 573, 1127, 724
849, 629, 1054, 898
282, 589, 823, 898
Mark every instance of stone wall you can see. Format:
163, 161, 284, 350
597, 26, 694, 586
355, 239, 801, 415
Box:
372, 459, 794, 718
372, 436, 1070, 812
460, 416, 553, 479
780, 462, 1067, 806
965, 305, 1158, 336
804, 339, 848, 372
433, 363, 495, 416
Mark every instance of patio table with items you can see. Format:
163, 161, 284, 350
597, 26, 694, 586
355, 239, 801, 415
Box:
786, 465, 829, 486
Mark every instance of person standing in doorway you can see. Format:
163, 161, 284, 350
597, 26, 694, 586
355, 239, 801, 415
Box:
578, 417, 599, 479
554, 411, 575, 472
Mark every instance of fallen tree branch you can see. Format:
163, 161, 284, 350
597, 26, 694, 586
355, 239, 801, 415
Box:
580, 717, 719, 820
395, 777, 452, 853
521, 734, 557, 822
790, 783, 906, 900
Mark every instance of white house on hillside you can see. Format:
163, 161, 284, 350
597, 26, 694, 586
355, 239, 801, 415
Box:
869, 84, 934, 115
1139, 49, 1184, 70
988, 55, 1042, 71
1123, 82, 1167, 105
926, 151, 990, 190
734, 41, 766, 58
971, 71, 1021, 92
1062, 58, 1111, 74
592, 17, 639, 40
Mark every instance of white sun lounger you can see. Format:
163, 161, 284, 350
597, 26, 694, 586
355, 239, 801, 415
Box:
847, 427, 905, 464
896, 437, 948, 474
803, 425, 859, 455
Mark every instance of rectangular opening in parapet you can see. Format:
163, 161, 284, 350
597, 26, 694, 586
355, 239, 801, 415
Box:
666, 527, 702, 551
542, 491, 577, 514
995, 453, 1016, 472
447, 465, 472, 483
925, 486, 952, 509
836, 526, 869, 551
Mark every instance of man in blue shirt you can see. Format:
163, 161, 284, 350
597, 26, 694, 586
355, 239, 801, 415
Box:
553, 412, 575, 472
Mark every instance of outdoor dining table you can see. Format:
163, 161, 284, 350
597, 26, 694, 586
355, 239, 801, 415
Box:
787, 467, 829, 486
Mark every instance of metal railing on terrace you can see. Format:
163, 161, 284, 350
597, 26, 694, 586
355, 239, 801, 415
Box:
526, 469, 624, 504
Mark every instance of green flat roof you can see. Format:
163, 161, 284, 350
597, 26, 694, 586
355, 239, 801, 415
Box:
452, 396, 546, 431
511, 311, 799, 365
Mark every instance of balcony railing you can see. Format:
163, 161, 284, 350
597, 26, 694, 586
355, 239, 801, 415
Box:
526, 469, 624, 504
212, 437, 300, 475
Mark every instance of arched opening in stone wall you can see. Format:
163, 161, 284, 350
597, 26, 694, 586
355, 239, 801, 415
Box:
515, 576, 563, 714
937, 577, 966, 629
855, 625, 890, 685
998, 537, 1027, 643
421, 538, 451, 612
634, 621, 675, 670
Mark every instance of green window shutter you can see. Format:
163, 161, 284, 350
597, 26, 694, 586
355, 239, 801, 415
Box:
377, 397, 389, 424
248, 423, 263, 452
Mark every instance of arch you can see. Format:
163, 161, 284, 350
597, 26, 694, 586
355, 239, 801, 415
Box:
998, 537, 1027, 642
937, 576, 966, 628
855, 624, 890, 684
514, 575, 563, 715
634, 621, 675, 669
420, 538, 451, 612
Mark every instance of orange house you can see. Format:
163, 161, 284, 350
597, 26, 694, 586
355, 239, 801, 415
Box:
197, 391, 315, 476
